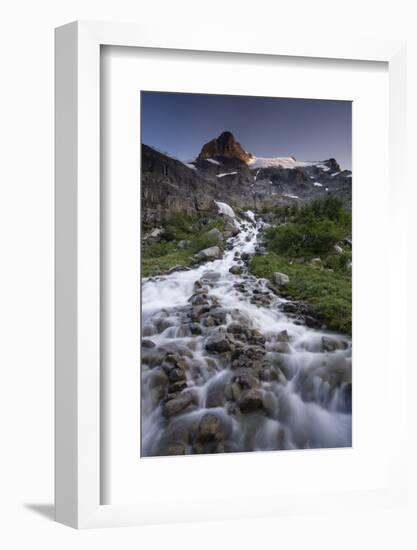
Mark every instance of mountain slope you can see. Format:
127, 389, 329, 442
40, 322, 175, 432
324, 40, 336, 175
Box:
141, 133, 352, 224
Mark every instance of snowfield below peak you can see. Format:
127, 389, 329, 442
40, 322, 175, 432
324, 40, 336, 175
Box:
248, 156, 325, 170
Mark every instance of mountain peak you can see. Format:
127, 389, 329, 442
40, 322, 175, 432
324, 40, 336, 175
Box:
197, 131, 253, 164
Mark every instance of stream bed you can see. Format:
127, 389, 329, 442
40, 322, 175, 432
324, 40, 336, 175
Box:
141, 202, 352, 456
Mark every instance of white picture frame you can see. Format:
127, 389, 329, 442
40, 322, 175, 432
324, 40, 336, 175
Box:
55, 20, 407, 529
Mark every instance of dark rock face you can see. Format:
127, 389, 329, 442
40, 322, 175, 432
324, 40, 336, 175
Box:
197, 131, 253, 164
141, 144, 217, 224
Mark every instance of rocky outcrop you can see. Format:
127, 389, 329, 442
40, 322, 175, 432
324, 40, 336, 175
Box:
197, 131, 253, 164
272, 272, 290, 286
141, 144, 218, 224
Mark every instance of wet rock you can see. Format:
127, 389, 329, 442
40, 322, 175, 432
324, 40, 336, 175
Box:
163, 393, 193, 417
169, 380, 188, 393
232, 345, 265, 363
147, 368, 169, 402
333, 244, 343, 255
216, 441, 237, 453
239, 389, 265, 414
233, 371, 259, 390
304, 316, 321, 329
193, 280, 204, 291
247, 329, 266, 346
161, 353, 188, 374
229, 265, 242, 275
189, 322, 202, 335
163, 443, 187, 455
141, 338, 156, 348
224, 382, 242, 402
203, 307, 227, 325
167, 366, 186, 383
157, 422, 190, 453
321, 336, 348, 352
200, 270, 221, 284
148, 367, 169, 389
195, 246, 222, 262
272, 272, 290, 286
277, 330, 290, 342
193, 441, 228, 454
259, 365, 279, 382
190, 305, 211, 322
227, 322, 245, 335
197, 413, 226, 442
160, 342, 193, 358
241, 252, 251, 262
142, 348, 168, 367
153, 317, 174, 333
201, 315, 217, 328
189, 293, 209, 306
224, 221, 239, 237
205, 334, 233, 353
281, 302, 298, 314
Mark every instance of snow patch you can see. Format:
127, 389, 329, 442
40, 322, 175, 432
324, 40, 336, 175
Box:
249, 156, 327, 170
217, 172, 237, 178
283, 194, 299, 199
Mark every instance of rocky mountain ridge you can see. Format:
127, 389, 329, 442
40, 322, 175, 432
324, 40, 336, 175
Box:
142, 132, 352, 224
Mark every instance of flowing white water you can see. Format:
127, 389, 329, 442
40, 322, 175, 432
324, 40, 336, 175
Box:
141, 204, 352, 456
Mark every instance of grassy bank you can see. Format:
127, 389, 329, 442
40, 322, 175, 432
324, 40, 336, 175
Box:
250, 197, 352, 335
142, 211, 226, 277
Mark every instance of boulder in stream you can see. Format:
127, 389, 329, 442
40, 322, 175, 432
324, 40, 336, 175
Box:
197, 413, 225, 442
205, 334, 233, 353
163, 393, 193, 417
229, 265, 242, 275
194, 246, 222, 262
239, 389, 265, 414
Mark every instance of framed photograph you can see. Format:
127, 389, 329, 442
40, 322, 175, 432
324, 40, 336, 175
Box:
55, 21, 408, 528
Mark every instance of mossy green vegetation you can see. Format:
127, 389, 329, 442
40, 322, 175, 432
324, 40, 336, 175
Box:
251, 197, 352, 335
142, 210, 226, 277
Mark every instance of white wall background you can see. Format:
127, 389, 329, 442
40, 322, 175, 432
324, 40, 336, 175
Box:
0, 0, 416, 548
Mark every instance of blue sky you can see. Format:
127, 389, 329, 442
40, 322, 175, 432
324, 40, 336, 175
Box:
141, 91, 352, 170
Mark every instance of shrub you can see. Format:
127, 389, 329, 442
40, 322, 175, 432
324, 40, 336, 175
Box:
266, 219, 344, 257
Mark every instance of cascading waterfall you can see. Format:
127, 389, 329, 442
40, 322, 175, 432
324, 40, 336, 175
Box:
214, 200, 237, 219
141, 203, 352, 456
